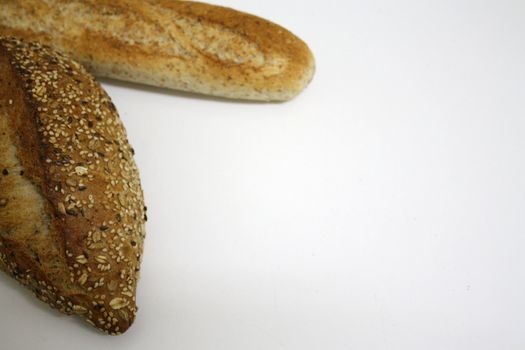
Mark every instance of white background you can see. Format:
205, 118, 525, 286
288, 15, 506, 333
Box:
1, 0, 525, 349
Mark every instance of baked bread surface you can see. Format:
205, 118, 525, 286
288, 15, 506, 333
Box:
0, 36, 146, 335
0, 0, 315, 101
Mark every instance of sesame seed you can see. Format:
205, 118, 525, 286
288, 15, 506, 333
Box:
76, 255, 88, 264
95, 255, 108, 264
75, 166, 88, 176
57, 202, 66, 215
109, 298, 128, 310
78, 273, 88, 285
73, 305, 87, 314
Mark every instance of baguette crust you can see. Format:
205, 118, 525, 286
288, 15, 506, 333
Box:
0, 0, 315, 101
0, 37, 146, 335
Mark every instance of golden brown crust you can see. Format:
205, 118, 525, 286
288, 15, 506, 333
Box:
0, 0, 315, 101
0, 36, 146, 335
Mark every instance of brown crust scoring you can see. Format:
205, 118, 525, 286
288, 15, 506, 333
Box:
0, 37, 146, 335
0, 0, 315, 101
0, 36, 66, 308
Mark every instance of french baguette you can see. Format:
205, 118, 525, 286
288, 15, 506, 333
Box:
0, 36, 146, 335
0, 0, 315, 101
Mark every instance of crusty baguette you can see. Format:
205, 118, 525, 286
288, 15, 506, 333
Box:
0, 36, 146, 335
0, 0, 315, 101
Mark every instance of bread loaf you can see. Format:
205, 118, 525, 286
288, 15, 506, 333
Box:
0, 0, 315, 101
0, 36, 146, 335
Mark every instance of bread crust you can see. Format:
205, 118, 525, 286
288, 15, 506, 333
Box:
0, 0, 315, 101
0, 37, 146, 335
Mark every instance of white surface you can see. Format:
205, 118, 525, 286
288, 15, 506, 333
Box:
1, 0, 525, 349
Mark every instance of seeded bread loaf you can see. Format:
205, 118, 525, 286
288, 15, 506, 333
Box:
0, 37, 146, 335
0, 0, 315, 101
